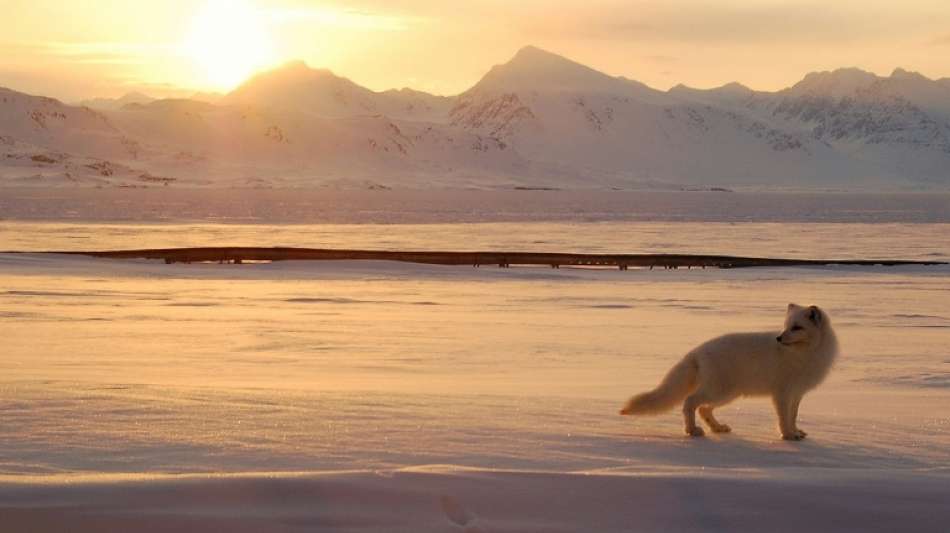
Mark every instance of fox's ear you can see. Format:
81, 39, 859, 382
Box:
787, 303, 798, 312
808, 306, 822, 326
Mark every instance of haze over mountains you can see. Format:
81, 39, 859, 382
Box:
2, 46, 949, 190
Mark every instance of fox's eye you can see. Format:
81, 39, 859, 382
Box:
791, 325, 804, 331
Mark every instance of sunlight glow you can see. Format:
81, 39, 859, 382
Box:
182, 0, 278, 90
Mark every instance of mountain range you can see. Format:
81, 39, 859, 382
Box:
2, 45, 950, 189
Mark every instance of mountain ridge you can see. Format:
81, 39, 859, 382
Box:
2, 46, 949, 189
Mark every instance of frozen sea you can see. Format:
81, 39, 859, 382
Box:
0, 189, 948, 532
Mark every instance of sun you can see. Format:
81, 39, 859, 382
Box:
182, 0, 277, 90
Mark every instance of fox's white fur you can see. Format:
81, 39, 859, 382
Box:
620, 304, 838, 440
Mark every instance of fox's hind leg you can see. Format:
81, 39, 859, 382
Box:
682, 391, 723, 437
684, 388, 737, 437
698, 406, 731, 433
682, 393, 707, 437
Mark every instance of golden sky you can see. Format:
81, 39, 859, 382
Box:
2, 0, 949, 101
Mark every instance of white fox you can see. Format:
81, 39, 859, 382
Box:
620, 304, 838, 440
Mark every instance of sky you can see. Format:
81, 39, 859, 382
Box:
1, 0, 949, 101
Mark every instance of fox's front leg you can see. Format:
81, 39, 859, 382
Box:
773, 392, 806, 440
789, 394, 806, 437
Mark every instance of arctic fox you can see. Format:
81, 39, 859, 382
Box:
620, 304, 838, 440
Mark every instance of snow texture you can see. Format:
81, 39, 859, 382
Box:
1, 218, 949, 531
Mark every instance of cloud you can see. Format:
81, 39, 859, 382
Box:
0, 41, 185, 100
266, 6, 417, 31
515, 1, 943, 46
10, 41, 173, 66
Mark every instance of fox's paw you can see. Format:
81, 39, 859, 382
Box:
782, 430, 807, 441
685, 426, 705, 437
710, 423, 731, 434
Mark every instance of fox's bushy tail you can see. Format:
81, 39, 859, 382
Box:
620, 356, 697, 415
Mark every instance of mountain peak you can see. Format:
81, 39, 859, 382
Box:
510, 45, 561, 63
468, 45, 627, 94
809, 67, 878, 82
78, 91, 154, 110
225, 59, 363, 107
278, 59, 310, 71
717, 81, 752, 93
668, 81, 752, 102
119, 91, 153, 102
245, 60, 340, 83
890, 67, 929, 82
788, 67, 881, 97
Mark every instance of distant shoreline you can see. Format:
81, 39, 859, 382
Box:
2, 188, 950, 224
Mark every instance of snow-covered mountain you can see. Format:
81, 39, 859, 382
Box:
223, 61, 451, 122
79, 91, 156, 111
724, 70, 949, 185
2, 46, 949, 189
451, 46, 875, 187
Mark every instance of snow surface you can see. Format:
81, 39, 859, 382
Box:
1, 218, 948, 531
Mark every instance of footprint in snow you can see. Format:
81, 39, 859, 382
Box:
440, 495, 487, 533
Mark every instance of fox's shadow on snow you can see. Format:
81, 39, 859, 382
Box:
619, 430, 930, 470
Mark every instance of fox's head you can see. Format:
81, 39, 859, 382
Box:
777, 304, 827, 347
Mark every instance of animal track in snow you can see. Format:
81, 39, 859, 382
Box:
440, 495, 487, 533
